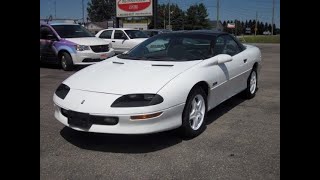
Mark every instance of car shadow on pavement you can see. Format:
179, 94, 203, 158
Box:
40, 63, 61, 69
206, 93, 246, 125
60, 127, 183, 153
60, 93, 247, 153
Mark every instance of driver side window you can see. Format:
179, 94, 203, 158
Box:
99, 30, 112, 39
214, 35, 241, 56
40, 26, 55, 40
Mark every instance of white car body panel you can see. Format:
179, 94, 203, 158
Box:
96, 28, 148, 54
53, 36, 262, 134
65, 37, 110, 46
64, 37, 115, 65
63, 56, 200, 95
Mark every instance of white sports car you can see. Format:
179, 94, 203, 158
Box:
53, 31, 262, 138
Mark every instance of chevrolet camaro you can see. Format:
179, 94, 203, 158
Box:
53, 31, 262, 138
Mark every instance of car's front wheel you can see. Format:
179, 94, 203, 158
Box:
243, 68, 258, 99
60, 52, 74, 71
180, 87, 207, 138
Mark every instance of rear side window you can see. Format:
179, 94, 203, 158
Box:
114, 30, 127, 39
99, 30, 113, 39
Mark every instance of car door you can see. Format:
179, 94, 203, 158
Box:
98, 29, 113, 44
210, 35, 247, 103
40, 25, 58, 62
111, 30, 130, 54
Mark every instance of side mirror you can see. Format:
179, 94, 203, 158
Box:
121, 35, 128, 40
217, 54, 232, 64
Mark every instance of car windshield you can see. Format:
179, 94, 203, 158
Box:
51, 25, 94, 38
118, 33, 215, 61
124, 30, 148, 39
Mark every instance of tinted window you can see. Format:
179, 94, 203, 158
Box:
146, 38, 170, 53
114, 30, 127, 39
151, 31, 159, 36
124, 30, 148, 39
143, 31, 152, 37
99, 30, 113, 39
51, 25, 94, 38
214, 35, 241, 56
40, 26, 55, 39
118, 34, 215, 61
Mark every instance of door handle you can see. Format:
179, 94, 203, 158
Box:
112, 41, 115, 43
243, 59, 247, 63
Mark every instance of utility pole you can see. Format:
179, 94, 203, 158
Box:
154, 0, 158, 29
272, 0, 275, 35
82, 0, 84, 24
255, 11, 258, 36
168, 0, 171, 27
216, 0, 219, 29
164, 8, 166, 29
54, 0, 56, 18
235, 19, 237, 35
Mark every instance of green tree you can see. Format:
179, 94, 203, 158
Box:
257, 21, 264, 35
272, 24, 277, 35
87, 0, 116, 22
168, 4, 185, 30
222, 21, 227, 32
241, 21, 245, 34
264, 22, 268, 31
185, 3, 210, 30
148, 3, 185, 30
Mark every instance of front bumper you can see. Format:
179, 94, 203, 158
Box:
53, 91, 184, 134
71, 48, 115, 65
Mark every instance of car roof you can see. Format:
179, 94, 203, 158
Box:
101, 28, 136, 30
143, 29, 171, 31
40, 22, 80, 26
160, 30, 228, 37
49, 23, 79, 26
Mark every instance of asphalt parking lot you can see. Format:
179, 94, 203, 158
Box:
40, 43, 280, 179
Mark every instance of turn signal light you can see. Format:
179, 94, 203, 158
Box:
130, 112, 163, 120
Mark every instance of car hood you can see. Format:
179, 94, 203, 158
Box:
64, 56, 201, 95
65, 37, 108, 46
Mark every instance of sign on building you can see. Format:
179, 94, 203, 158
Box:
116, 0, 153, 17
227, 23, 235, 29
245, 27, 251, 34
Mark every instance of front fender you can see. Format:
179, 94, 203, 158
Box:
157, 60, 219, 108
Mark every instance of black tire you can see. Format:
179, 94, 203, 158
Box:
60, 52, 74, 71
243, 68, 258, 99
180, 87, 207, 139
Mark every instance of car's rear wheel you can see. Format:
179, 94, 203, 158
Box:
180, 87, 207, 138
60, 52, 74, 71
243, 68, 258, 99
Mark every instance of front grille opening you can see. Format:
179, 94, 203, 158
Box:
82, 58, 103, 62
91, 116, 119, 125
90, 45, 109, 53
60, 108, 119, 126
61, 108, 68, 117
